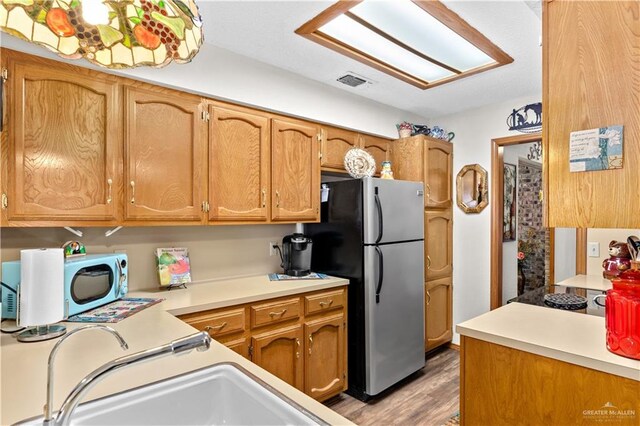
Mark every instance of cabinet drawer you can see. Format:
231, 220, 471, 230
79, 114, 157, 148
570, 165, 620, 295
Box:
305, 289, 345, 315
184, 308, 245, 337
251, 298, 300, 328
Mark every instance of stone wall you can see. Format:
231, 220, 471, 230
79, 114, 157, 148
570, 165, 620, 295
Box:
517, 159, 547, 293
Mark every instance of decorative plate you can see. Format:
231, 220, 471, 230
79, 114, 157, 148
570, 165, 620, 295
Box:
344, 148, 376, 178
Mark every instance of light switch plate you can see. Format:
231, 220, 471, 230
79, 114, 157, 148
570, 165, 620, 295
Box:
588, 242, 600, 258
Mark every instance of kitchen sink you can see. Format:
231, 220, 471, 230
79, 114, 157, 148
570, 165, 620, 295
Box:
21, 362, 325, 425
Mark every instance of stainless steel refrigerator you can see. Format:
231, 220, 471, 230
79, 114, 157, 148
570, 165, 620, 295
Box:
306, 177, 425, 401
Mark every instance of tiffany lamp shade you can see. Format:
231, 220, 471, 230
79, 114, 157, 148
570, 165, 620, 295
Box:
0, 0, 203, 68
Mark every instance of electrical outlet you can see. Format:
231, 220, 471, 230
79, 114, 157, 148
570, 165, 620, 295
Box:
587, 242, 600, 258
269, 242, 279, 257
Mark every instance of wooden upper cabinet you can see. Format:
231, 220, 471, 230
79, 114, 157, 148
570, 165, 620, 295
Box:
208, 103, 270, 222
389, 135, 453, 208
544, 1, 640, 228
319, 126, 359, 172
7, 57, 120, 221
360, 134, 390, 176
425, 210, 453, 281
425, 139, 453, 209
425, 277, 453, 351
251, 325, 304, 391
271, 117, 320, 222
304, 315, 346, 401
124, 87, 207, 222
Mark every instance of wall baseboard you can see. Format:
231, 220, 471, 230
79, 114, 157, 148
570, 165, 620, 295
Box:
448, 342, 460, 351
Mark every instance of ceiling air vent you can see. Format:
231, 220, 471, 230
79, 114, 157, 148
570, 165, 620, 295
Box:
337, 74, 368, 87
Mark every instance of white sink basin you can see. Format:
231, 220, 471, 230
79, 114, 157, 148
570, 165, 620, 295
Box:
22, 363, 325, 425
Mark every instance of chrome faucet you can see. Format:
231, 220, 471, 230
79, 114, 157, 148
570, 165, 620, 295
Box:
47, 331, 211, 426
44, 325, 129, 424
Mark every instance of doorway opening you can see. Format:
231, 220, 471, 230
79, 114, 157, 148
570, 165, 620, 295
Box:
490, 133, 586, 309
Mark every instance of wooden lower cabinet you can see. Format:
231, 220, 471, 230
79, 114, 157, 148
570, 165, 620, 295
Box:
461, 337, 640, 425
304, 315, 346, 401
225, 337, 250, 359
178, 286, 348, 401
252, 325, 304, 391
425, 277, 453, 351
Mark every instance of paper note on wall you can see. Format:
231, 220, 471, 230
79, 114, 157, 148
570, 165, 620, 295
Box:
569, 125, 623, 172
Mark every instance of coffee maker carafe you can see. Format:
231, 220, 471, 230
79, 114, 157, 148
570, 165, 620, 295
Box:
280, 227, 313, 277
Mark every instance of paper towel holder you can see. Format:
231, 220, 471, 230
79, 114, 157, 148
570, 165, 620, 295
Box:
16, 248, 67, 343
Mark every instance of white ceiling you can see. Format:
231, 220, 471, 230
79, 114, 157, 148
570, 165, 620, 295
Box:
197, 0, 542, 119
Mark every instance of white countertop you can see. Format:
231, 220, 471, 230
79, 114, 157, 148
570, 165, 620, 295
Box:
457, 302, 640, 381
0, 275, 352, 425
556, 274, 612, 291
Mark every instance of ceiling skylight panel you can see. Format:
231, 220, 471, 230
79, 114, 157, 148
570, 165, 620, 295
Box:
350, 0, 494, 71
319, 14, 454, 82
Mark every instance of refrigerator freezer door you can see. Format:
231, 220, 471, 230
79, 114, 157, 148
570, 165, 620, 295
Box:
364, 240, 425, 396
363, 178, 424, 244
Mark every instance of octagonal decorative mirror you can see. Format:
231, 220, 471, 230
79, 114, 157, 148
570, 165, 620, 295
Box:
456, 164, 488, 213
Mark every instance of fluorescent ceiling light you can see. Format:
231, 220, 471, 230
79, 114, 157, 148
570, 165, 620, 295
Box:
296, 0, 513, 90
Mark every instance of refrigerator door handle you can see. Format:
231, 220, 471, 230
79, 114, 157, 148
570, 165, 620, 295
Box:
374, 188, 384, 244
375, 246, 384, 303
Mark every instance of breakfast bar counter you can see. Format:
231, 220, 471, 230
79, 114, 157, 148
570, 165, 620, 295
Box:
0, 275, 352, 425
457, 302, 639, 425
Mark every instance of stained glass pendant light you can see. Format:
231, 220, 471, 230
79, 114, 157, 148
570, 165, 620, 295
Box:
0, 0, 203, 68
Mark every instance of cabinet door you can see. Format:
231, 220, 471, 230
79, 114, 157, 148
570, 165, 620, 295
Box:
8, 59, 120, 221
225, 337, 250, 359
320, 126, 359, 172
271, 118, 319, 222
425, 277, 453, 351
251, 325, 304, 391
209, 103, 270, 222
425, 210, 453, 281
360, 134, 390, 176
304, 315, 346, 401
124, 87, 206, 222
545, 1, 640, 228
425, 139, 453, 209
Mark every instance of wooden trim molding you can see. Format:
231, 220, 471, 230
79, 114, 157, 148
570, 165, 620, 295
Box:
295, 0, 513, 90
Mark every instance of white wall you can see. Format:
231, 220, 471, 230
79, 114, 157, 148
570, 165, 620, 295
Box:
555, 228, 577, 282
432, 94, 540, 344
0, 35, 428, 137
586, 229, 640, 276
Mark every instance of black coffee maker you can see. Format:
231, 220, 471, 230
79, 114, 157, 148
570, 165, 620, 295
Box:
280, 226, 313, 277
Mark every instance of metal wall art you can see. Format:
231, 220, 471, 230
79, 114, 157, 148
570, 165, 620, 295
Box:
507, 102, 542, 133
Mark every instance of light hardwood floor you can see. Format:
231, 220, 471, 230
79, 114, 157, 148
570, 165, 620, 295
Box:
326, 348, 460, 425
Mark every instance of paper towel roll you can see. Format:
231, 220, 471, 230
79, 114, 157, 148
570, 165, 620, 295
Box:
18, 248, 64, 326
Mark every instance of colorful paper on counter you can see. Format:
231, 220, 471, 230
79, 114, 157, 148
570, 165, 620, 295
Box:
156, 247, 192, 287
569, 125, 623, 172
268, 273, 329, 281
66, 298, 164, 323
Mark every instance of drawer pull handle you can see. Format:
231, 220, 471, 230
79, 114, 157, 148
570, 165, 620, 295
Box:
308, 334, 313, 355
262, 189, 266, 208
204, 322, 227, 333
269, 309, 287, 318
275, 190, 280, 208
296, 338, 300, 359
319, 300, 333, 308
